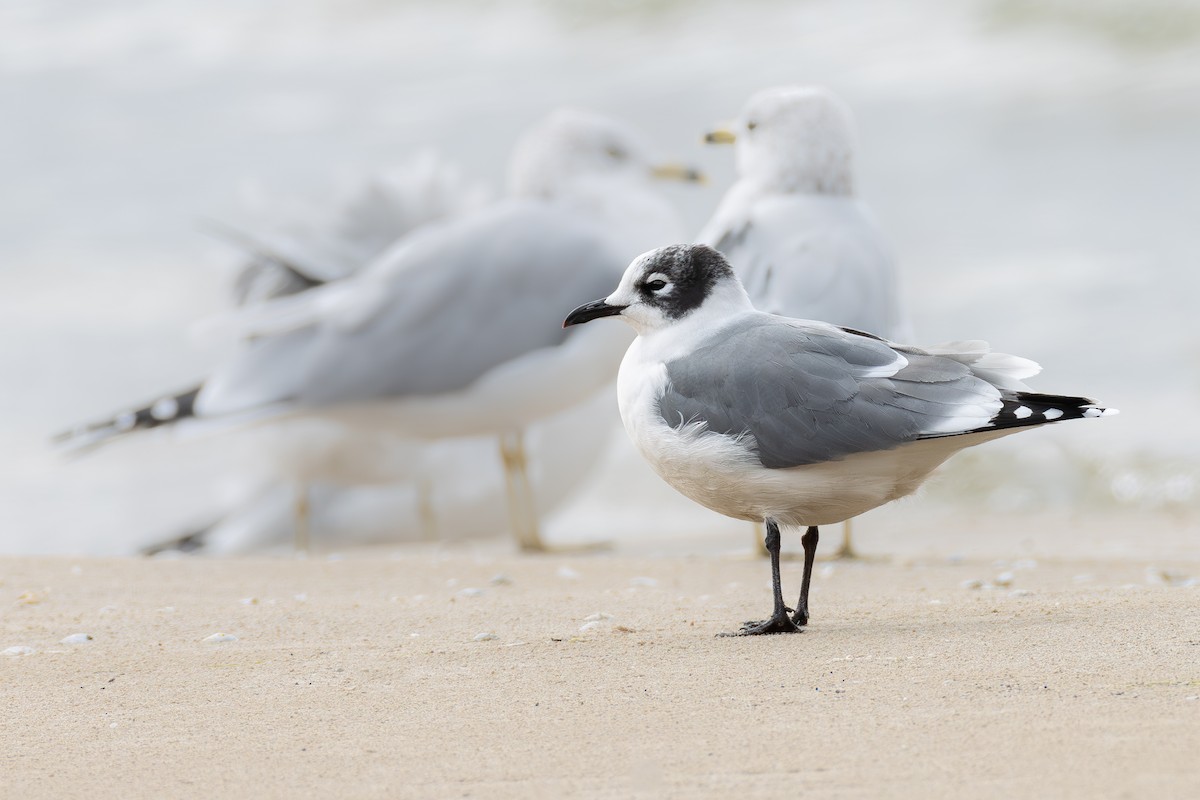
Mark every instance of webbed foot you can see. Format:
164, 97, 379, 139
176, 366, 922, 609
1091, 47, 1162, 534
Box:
719, 612, 802, 637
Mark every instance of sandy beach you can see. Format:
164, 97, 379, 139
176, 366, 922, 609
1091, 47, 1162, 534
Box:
4, 543, 1198, 799
3, 1, 1198, 797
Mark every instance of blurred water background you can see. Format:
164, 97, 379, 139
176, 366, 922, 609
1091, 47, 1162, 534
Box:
1, 0, 1197, 556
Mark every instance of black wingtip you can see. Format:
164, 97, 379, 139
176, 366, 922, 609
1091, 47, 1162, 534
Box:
988, 393, 1116, 431
52, 386, 203, 452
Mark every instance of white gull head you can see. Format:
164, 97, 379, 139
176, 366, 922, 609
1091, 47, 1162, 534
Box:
508, 108, 661, 199
711, 86, 856, 196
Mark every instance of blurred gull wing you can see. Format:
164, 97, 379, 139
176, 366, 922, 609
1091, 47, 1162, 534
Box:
213, 150, 493, 307
197, 201, 627, 422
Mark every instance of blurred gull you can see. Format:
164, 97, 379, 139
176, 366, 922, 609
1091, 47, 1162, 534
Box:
699, 86, 910, 557
60, 108, 699, 553
564, 244, 1116, 635
699, 86, 907, 338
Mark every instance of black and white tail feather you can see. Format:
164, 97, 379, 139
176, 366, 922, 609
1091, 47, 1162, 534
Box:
52, 387, 202, 453
947, 391, 1116, 439
915, 338, 1117, 437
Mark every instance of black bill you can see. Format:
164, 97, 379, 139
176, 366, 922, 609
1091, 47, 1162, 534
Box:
563, 298, 626, 328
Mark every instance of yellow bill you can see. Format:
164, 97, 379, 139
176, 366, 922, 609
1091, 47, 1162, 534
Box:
704, 127, 737, 145
649, 163, 707, 184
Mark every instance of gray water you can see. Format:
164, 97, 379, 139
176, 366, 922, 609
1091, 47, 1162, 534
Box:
2, 0, 1198, 553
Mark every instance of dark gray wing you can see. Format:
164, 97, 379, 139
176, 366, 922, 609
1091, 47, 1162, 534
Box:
198, 202, 626, 414
658, 316, 1002, 468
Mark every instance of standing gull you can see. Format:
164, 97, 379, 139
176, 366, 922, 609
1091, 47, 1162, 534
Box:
58, 109, 700, 552
564, 245, 1115, 636
699, 85, 910, 557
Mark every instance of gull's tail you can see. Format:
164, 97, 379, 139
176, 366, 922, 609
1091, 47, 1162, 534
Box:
141, 526, 211, 557
52, 386, 202, 452
934, 392, 1118, 441
988, 392, 1118, 431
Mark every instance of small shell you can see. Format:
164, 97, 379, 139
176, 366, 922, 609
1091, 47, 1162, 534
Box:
458, 587, 485, 597
555, 566, 581, 581
960, 578, 984, 590
582, 612, 613, 622
3, 645, 35, 656
578, 621, 605, 633
202, 633, 238, 643
629, 576, 658, 587
60, 633, 94, 645
489, 574, 513, 586
993, 571, 1015, 588
473, 632, 499, 642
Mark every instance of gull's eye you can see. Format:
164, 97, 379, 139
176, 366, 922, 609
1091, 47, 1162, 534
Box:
746, 120, 758, 131
644, 279, 667, 292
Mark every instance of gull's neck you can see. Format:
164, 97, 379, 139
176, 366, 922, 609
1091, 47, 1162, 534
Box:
741, 165, 853, 198
551, 175, 685, 257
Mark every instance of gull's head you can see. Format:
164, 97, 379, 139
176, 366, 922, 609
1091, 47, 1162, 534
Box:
563, 244, 750, 335
509, 108, 703, 198
705, 86, 855, 195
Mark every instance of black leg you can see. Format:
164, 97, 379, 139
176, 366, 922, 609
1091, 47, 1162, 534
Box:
792, 526, 819, 626
720, 519, 801, 636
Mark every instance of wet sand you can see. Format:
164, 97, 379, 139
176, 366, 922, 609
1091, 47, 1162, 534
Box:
3, 547, 1198, 799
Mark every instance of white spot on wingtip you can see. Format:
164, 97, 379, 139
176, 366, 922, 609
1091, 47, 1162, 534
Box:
1043, 408, 1063, 420
1083, 407, 1117, 418
151, 396, 178, 420
1013, 405, 1032, 419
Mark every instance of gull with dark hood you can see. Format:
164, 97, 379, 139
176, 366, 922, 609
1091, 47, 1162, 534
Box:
565, 244, 1115, 636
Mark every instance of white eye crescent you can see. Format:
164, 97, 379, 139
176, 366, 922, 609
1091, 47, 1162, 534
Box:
642, 272, 671, 293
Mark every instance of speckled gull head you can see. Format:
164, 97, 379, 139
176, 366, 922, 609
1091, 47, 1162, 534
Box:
508, 107, 704, 198
706, 86, 856, 195
563, 244, 750, 336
